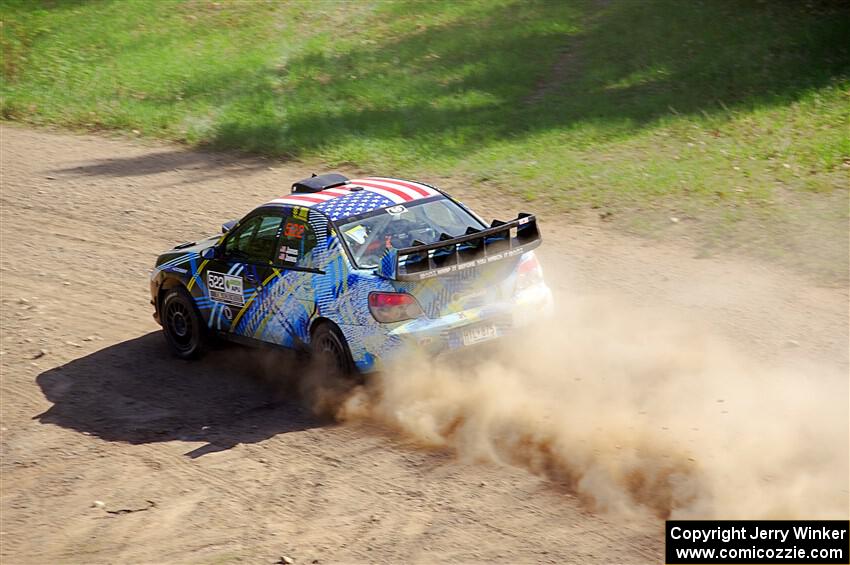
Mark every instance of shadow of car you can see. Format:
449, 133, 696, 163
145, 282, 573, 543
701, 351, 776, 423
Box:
34, 332, 323, 458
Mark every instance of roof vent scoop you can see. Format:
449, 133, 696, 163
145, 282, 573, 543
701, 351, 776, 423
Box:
291, 173, 349, 194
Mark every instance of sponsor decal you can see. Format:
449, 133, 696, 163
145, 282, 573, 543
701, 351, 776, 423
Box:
278, 245, 299, 263
207, 271, 244, 306
165, 266, 188, 274
452, 288, 486, 302
411, 245, 531, 280
223, 306, 233, 320
386, 204, 408, 216
284, 221, 306, 239
291, 207, 309, 221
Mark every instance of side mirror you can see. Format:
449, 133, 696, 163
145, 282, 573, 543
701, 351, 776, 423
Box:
200, 246, 217, 260
221, 219, 237, 234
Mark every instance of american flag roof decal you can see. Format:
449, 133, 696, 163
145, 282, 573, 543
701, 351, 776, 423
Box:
266, 177, 442, 221
314, 190, 395, 221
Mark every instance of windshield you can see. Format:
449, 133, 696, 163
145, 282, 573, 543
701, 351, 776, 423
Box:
336, 197, 485, 268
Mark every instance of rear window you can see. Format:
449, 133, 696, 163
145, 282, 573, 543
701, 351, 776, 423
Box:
337, 197, 484, 268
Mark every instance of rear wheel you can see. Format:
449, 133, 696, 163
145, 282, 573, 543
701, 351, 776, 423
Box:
161, 287, 206, 359
310, 322, 355, 379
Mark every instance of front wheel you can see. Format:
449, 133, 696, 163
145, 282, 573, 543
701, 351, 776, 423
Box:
161, 287, 206, 359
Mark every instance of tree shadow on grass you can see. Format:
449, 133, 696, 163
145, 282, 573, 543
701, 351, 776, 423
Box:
34, 332, 324, 458
205, 0, 850, 159
7, 0, 101, 10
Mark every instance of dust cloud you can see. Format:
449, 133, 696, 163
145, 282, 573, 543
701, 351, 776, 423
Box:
321, 288, 848, 520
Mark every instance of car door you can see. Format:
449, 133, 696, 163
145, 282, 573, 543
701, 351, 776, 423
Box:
202, 212, 284, 336
249, 206, 328, 348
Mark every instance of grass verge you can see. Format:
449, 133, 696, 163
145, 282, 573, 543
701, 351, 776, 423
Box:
2, 0, 848, 280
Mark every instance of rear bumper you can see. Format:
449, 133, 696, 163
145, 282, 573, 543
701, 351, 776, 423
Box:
349, 282, 553, 373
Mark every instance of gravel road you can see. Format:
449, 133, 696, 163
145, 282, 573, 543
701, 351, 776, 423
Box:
1, 124, 846, 564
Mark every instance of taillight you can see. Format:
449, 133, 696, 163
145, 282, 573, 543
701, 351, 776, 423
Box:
368, 292, 424, 323
516, 253, 544, 292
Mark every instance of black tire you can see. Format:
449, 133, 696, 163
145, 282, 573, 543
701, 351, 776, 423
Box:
310, 322, 355, 379
161, 286, 206, 359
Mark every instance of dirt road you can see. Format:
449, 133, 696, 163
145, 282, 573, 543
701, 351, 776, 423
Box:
1, 125, 847, 564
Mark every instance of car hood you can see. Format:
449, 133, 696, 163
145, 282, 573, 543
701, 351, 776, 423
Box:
155, 235, 219, 267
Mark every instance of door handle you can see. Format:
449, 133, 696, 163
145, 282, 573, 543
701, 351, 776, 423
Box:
245, 273, 259, 283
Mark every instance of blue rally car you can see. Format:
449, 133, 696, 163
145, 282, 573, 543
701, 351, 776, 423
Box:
150, 174, 553, 375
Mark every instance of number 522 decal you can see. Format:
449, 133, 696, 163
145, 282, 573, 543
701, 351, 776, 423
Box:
207, 271, 244, 306
284, 222, 305, 239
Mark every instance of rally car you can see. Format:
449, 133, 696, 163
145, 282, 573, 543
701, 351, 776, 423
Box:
150, 174, 552, 375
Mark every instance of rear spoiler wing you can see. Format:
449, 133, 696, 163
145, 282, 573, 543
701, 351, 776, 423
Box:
378, 213, 541, 281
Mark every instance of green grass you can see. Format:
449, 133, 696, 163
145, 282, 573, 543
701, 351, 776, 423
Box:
2, 0, 849, 279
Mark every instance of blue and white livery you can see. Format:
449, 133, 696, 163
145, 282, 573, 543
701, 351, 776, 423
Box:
150, 174, 553, 373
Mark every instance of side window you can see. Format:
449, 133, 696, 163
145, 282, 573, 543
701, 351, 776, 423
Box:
276, 207, 319, 269
224, 214, 283, 264
224, 216, 260, 259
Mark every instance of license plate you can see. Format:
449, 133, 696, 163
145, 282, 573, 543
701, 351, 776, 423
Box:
461, 324, 498, 346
